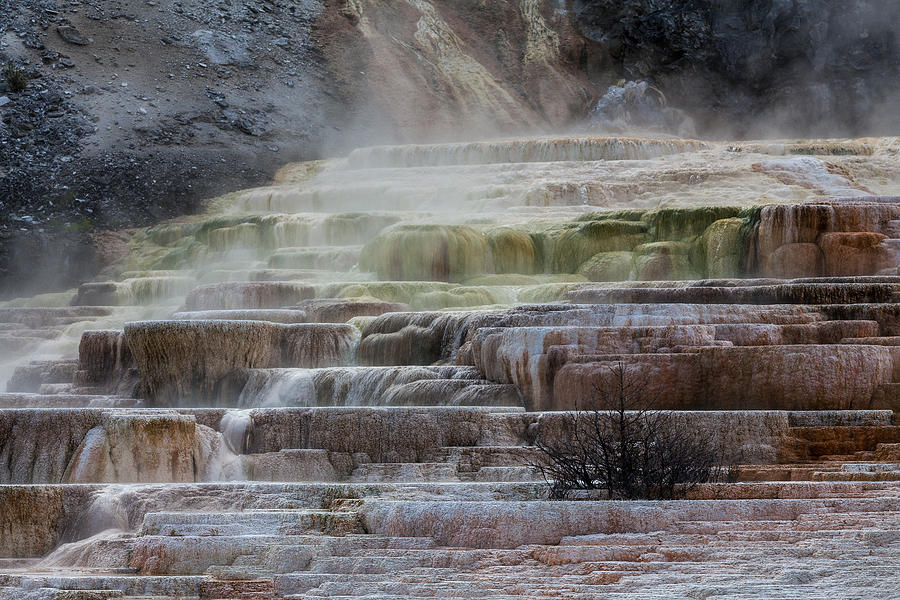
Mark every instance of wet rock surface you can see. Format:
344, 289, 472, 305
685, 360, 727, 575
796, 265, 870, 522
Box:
3, 1, 900, 592
2, 136, 900, 597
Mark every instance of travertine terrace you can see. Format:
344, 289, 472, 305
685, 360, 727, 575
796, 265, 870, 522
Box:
3, 136, 900, 598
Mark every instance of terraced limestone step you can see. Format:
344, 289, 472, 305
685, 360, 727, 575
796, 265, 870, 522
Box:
812, 463, 900, 481
0, 575, 204, 597
0, 394, 143, 409
3, 137, 900, 599
140, 510, 364, 537
274, 498, 900, 599
6, 360, 78, 393
350, 463, 460, 483
870, 383, 900, 410
789, 425, 900, 459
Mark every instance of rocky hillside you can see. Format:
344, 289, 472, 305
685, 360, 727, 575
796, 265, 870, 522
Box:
2, 0, 898, 296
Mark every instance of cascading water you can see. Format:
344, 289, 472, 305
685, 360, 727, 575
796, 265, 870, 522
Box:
36, 529, 132, 570
3, 135, 900, 599
61, 486, 131, 543
197, 410, 250, 482
219, 410, 254, 454
232, 365, 493, 408
236, 369, 317, 408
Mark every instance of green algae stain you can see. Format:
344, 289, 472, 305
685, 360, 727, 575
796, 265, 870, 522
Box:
578, 251, 635, 282
699, 218, 748, 278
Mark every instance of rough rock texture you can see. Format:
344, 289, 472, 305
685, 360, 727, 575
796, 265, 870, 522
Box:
5, 1, 900, 296
280, 323, 360, 369
467, 318, 894, 411
124, 320, 358, 405
5, 133, 900, 597
72, 330, 137, 395
0, 406, 816, 484
0, 485, 94, 557
551, 345, 892, 412
125, 320, 284, 406
0, 0, 332, 296
360, 496, 900, 547
574, 0, 900, 137
0, 409, 102, 484
0, 409, 229, 484
63, 412, 201, 484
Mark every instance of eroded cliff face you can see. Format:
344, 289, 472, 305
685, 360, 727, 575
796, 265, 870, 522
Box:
319, 0, 900, 143
315, 0, 600, 145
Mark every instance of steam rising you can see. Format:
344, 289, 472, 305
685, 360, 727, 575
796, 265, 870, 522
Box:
3, 1, 900, 394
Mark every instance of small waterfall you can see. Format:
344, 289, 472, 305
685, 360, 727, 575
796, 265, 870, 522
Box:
192, 410, 249, 481
234, 366, 485, 408
65, 485, 131, 541
207, 222, 263, 252
73, 330, 137, 394
37, 529, 129, 569
61, 426, 109, 483
270, 214, 321, 248
123, 320, 360, 407
237, 369, 316, 408
34, 486, 133, 572
219, 410, 254, 454
280, 323, 360, 368
121, 276, 196, 305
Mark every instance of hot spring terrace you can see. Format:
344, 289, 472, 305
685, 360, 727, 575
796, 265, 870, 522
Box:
2, 136, 900, 598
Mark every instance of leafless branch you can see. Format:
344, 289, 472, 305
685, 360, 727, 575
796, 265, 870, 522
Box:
532, 360, 732, 500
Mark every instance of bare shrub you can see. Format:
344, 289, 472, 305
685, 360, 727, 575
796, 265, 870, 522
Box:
3, 62, 28, 93
533, 361, 732, 500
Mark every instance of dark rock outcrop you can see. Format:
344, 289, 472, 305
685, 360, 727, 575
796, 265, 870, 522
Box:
574, 0, 900, 137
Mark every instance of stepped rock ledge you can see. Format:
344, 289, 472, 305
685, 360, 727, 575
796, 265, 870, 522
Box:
3, 133, 900, 598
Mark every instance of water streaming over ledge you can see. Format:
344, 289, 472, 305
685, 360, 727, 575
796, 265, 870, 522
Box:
4, 136, 900, 400
3, 136, 900, 597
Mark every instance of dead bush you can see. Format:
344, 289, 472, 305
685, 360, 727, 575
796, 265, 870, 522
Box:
533, 361, 732, 500
3, 62, 28, 93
